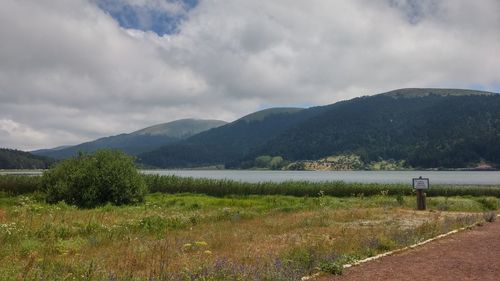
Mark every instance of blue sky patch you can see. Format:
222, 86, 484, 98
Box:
467, 83, 500, 94
388, 0, 440, 25
95, 0, 198, 35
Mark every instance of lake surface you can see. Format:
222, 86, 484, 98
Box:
2, 169, 499, 185
142, 170, 500, 185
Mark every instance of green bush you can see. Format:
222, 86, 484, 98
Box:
41, 150, 147, 208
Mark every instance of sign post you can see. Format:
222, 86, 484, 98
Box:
412, 176, 429, 210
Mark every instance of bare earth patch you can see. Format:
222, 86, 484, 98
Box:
316, 220, 500, 281
0, 208, 5, 221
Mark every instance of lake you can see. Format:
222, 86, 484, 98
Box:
142, 170, 500, 185
2, 169, 499, 185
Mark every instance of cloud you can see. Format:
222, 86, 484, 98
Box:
388, 0, 442, 24
0, 119, 75, 151
0, 0, 499, 150
160, 0, 500, 102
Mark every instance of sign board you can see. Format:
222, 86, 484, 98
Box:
412, 177, 430, 189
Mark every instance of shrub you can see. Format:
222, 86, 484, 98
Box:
476, 197, 498, 210
41, 150, 147, 208
483, 211, 497, 223
318, 260, 344, 275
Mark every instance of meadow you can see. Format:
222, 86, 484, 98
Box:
0, 175, 499, 280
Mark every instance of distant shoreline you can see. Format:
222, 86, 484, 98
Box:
1, 167, 498, 175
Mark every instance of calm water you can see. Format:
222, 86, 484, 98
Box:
142, 170, 500, 185
2, 169, 499, 185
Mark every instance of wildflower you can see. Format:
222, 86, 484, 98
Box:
195, 241, 208, 247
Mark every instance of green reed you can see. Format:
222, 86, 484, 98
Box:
144, 174, 500, 198
2, 174, 500, 198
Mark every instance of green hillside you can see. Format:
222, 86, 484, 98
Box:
240, 108, 304, 122
251, 89, 500, 169
33, 119, 226, 159
140, 88, 500, 169
138, 108, 325, 168
0, 148, 55, 169
131, 119, 227, 137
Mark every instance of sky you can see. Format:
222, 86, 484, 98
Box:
1, 0, 500, 150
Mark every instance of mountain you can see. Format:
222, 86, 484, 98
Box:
250, 88, 500, 168
130, 119, 227, 137
30, 145, 72, 157
32, 119, 227, 159
139, 88, 500, 169
0, 148, 55, 169
138, 107, 326, 167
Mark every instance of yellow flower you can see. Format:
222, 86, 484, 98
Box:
195, 241, 208, 247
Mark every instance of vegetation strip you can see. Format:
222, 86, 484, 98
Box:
144, 175, 500, 198
2, 174, 500, 199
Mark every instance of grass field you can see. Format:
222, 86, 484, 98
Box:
1, 185, 498, 280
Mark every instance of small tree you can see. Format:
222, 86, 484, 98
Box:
42, 150, 147, 208
255, 155, 272, 168
269, 156, 284, 170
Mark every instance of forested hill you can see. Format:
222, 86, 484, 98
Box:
0, 148, 55, 169
139, 88, 500, 169
251, 90, 500, 168
138, 107, 326, 168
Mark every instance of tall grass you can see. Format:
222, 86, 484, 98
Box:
2, 174, 500, 198
0, 175, 40, 195
144, 174, 500, 198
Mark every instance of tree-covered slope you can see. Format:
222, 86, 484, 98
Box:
139, 88, 500, 169
32, 119, 226, 159
251, 89, 500, 168
138, 108, 326, 168
0, 148, 55, 169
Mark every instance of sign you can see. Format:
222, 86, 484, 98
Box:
413, 177, 429, 189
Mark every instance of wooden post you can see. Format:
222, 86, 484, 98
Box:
413, 176, 429, 211
416, 189, 426, 210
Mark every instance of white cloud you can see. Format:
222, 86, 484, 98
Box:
0, 118, 79, 151
0, 0, 499, 150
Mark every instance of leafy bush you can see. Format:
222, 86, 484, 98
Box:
483, 211, 497, 223
476, 197, 498, 210
41, 150, 147, 208
253, 155, 287, 169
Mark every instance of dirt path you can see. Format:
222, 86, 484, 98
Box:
316, 220, 500, 281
